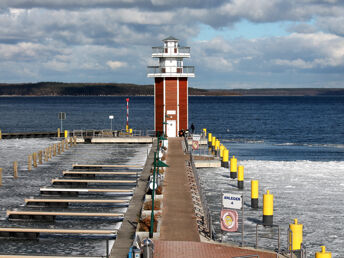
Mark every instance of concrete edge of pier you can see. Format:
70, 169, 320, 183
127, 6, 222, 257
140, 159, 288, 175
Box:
110, 139, 157, 258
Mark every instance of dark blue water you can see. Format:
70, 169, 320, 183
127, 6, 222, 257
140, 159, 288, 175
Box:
1, 96, 344, 160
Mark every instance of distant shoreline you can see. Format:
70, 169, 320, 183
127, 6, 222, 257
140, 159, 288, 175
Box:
0, 82, 343, 96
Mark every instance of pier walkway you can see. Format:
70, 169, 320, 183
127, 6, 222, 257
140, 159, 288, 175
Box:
159, 137, 200, 241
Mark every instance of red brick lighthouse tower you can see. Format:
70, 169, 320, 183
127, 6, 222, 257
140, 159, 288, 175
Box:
148, 36, 195, 137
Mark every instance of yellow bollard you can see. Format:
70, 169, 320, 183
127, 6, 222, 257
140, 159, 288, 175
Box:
238, 165, 244, 189
38, 151, 43, 165
13, 161, 18, 179
129, 128, 133, 135
203, 128, 207, 137
0, 129, 2, 140
222, 148, 229, 168
219, 145, 225, 158
263, 190, 273, 226
251, 180, 259, 209
208, 132, 212, 147
33, 152, 37, 168
64, 130, 69, 138
315, 246, 331, 258
28, 155, 32, 171
57, 128, 61, 138
230, 155, 238, 179
0, 168, 2, 186
289, 219, 303, 251
215, 140, 220, 156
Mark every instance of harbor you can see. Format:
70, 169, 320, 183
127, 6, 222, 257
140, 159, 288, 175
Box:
0, 36, 342, 258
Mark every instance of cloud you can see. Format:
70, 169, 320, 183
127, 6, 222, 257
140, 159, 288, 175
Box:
106, 60, 128, 70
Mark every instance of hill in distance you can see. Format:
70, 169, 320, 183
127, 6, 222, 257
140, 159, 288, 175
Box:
0, 82, 343, 96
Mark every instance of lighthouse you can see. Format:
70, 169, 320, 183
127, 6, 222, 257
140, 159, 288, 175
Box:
147, 36, 195, 137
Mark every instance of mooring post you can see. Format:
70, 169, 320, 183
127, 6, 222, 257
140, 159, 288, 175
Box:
28, 155, 32, 171
49, 146, 53, 159
44, 148, 48, 162
0, 129, 2, 140
58, 143, 61, 154
57, 128, 61, 138
61, 140, 65, 152
38, 150, 43, 165
53, 144, 56, 156
73, 136, 77, 145
13, 161, 18, 179
33, 152, 37, 168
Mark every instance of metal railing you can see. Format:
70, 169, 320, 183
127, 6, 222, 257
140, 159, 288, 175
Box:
184, 136, 215, 240
72, 129, 155, 138
152, 46, 190, 54
147, 66, 195, 74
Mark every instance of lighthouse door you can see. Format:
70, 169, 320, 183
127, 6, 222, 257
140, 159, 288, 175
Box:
166, 120, 176, 137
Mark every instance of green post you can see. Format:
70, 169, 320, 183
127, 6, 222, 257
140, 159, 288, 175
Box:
149, 152, 157, 238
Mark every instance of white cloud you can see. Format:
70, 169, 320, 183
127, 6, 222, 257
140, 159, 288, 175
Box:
106, 60, 127, 70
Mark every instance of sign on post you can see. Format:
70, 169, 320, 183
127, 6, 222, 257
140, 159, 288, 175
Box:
192, 134, 200, 150
220, 209, 238, 232
58, 112, 66, 132
222, 193, 242, 210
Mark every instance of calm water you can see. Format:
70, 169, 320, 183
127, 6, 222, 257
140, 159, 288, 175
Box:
1, 96, 344, 256
1, 96, 343, 160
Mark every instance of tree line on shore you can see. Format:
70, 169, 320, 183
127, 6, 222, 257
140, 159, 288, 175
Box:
0, 82, 343, 96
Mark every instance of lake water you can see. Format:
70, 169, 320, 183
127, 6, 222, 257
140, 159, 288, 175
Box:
0, 96, 343, 256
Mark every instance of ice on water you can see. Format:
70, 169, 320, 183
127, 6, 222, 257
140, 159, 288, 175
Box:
198, 159, 344, 257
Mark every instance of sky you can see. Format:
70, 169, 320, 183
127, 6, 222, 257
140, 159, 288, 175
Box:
1, 0, 344, 89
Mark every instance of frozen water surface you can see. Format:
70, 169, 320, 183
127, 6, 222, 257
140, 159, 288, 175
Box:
0, 138, 151, 256
198, 159, 344, 257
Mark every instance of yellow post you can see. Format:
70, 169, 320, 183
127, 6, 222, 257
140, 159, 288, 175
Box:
203, 128, 207, 137
222, 148, 229, 168
215, 140, 220, 156
237, 165, 244, 189
289, 219, 303, 251
33, 152, 37, 168
230, 155, 238, 179
0, 168, 2, 186
208, 132, 212, 147
219, 145, 225, 158
38, 151, 43, 165
28, 155, 32, 171
64, 130, 69, 138
126, 124, 129, 132
315, 246, 331, 258
263, 190, 273, 226
0, 129, 2, 140
13, 161, 18, 179
57, 128, 61, 138
251, 180, 259, 209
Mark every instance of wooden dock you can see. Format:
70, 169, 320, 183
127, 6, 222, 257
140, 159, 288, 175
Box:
40, 187, 134, 193
51, 179, 136, 184
7, 210, 124, 217
63, 171, 138, 175
25, 198, 128, 204
72, 164, 142, 169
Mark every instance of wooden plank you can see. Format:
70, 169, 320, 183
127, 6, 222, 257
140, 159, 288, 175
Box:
0, 228, 116, 234
63, 171, 137, 175
7, 210, 124, 217
72, 164, 142, 168
40, 188, 133, 193
51, 179, 136, 184
25, 198, 128, 203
